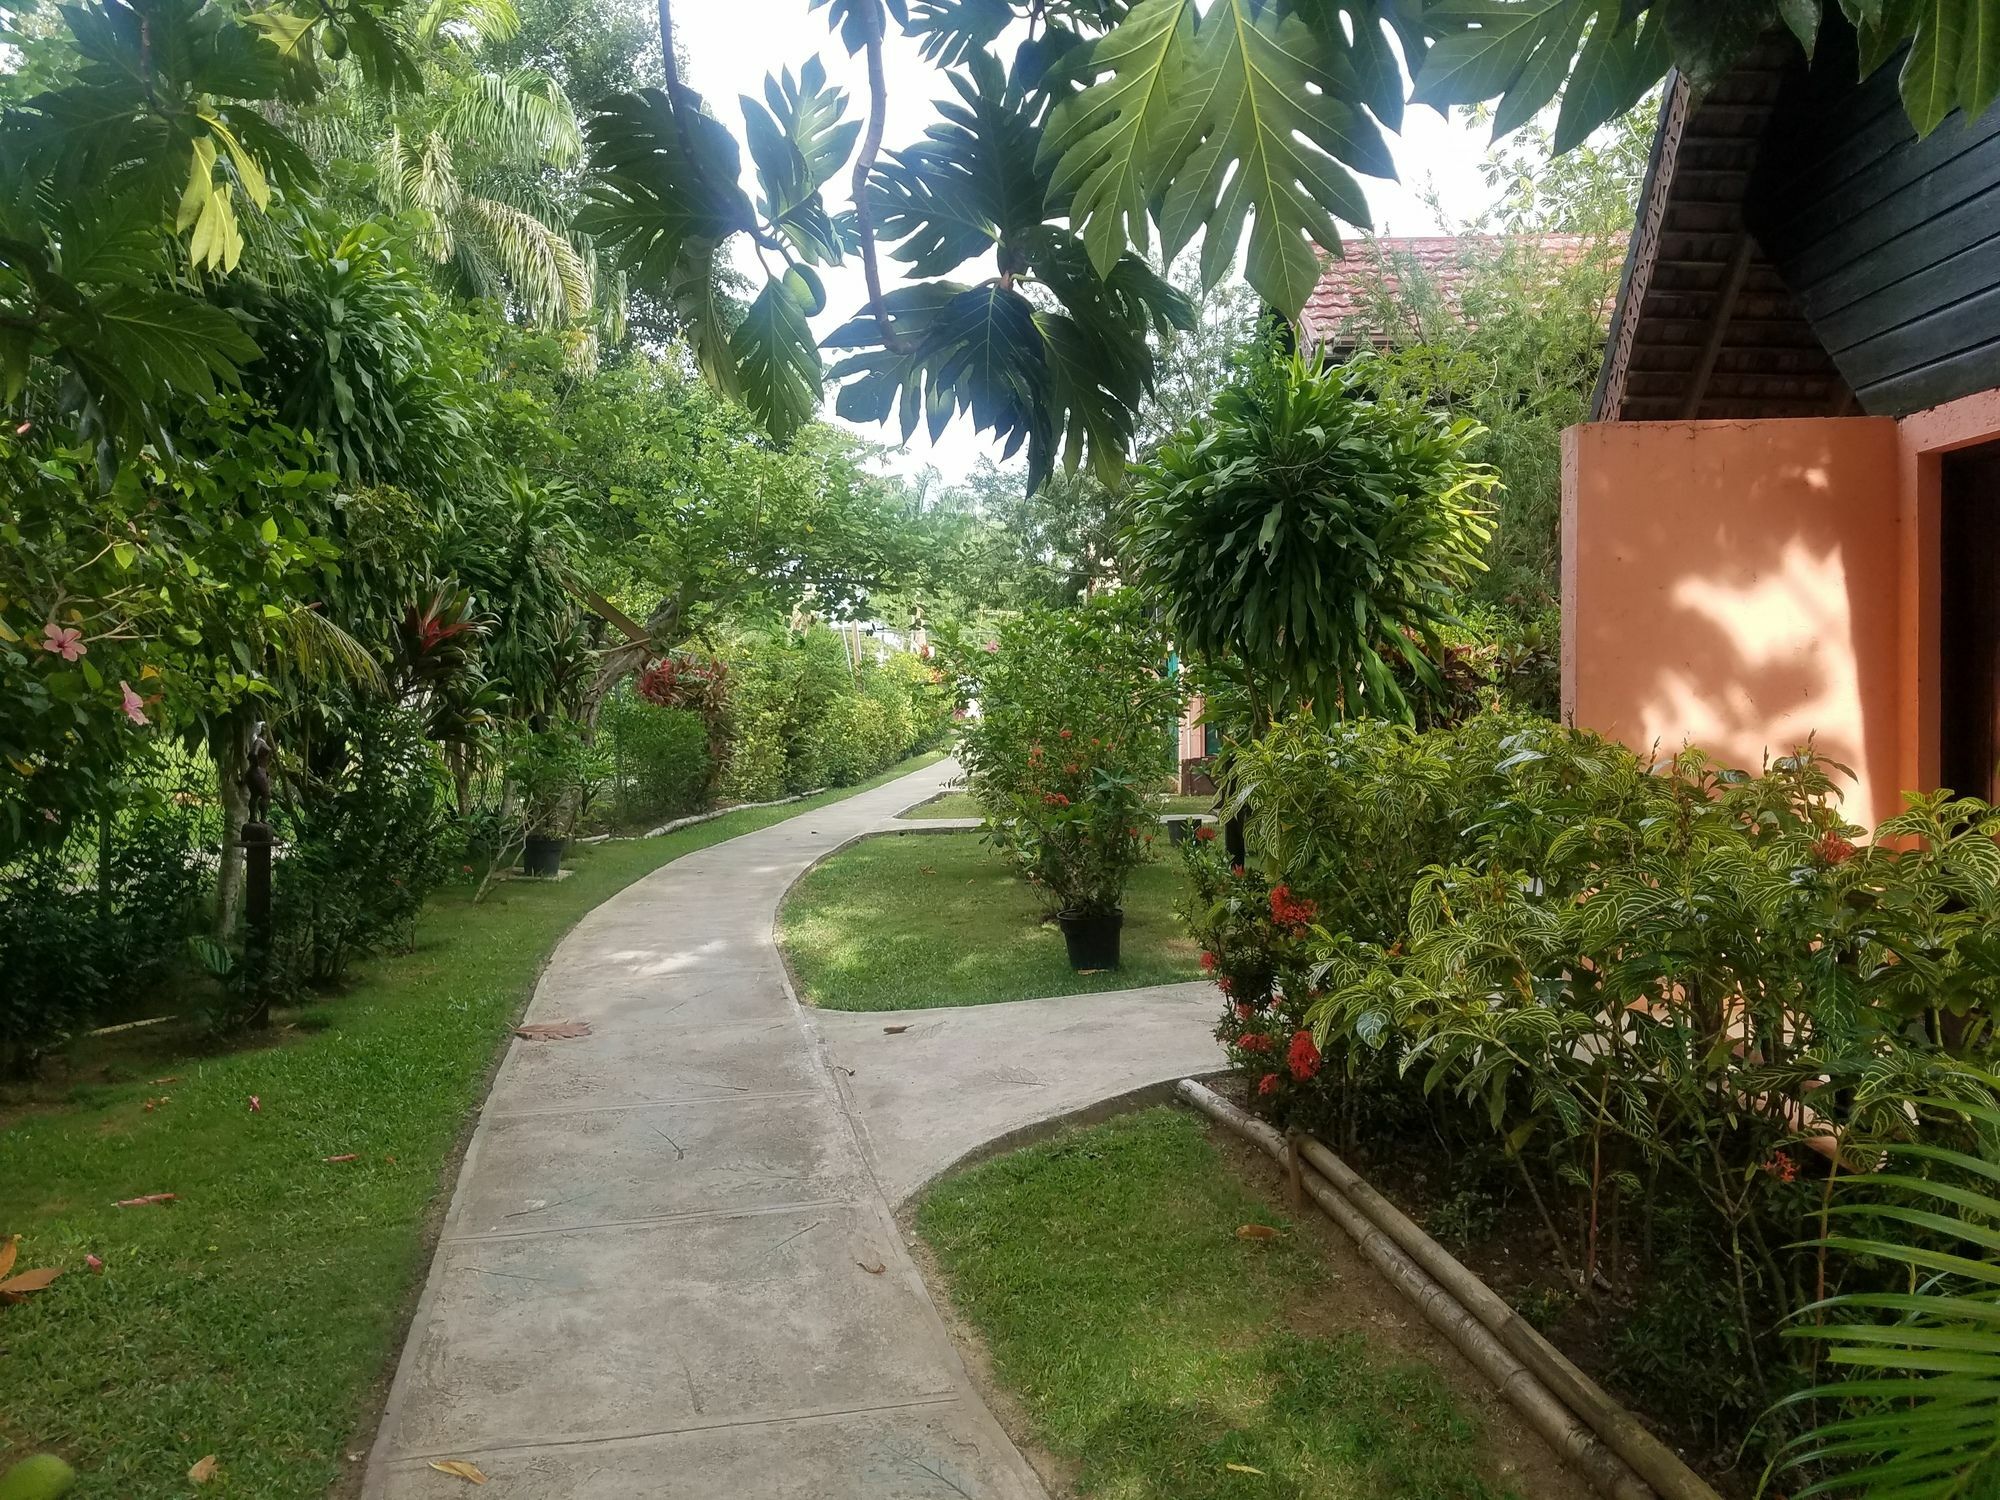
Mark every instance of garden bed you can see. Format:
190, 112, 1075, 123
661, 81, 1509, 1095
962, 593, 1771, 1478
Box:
914, 1106, 1595, 1500
0, 758, 938, 1497
776, 829, 1200, 1010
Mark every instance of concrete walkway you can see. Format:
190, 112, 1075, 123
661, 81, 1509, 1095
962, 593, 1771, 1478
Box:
814, 982, 1223, 1207
364, 759, 1053, 1499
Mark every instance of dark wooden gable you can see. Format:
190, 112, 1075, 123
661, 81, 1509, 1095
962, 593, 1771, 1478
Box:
1594, 25, 2000, 423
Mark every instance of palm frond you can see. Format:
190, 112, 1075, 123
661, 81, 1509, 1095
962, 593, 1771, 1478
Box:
1772, 1143, 2000, 1498
269, 607, 389, 696
461, 195, 591, 326
441, 70, 582, 167
416, 0, 520, 47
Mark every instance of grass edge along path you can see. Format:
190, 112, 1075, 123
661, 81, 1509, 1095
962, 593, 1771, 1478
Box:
778, 828, 1201, 1011
0, 752, 942, 1499
917, 1107, 1530, 1500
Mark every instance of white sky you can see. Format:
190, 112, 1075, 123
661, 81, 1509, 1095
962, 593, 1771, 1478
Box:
675, 0, 1502, 483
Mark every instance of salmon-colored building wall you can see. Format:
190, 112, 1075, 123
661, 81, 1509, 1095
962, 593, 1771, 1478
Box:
1563, 393, 2000, 828
1561, 418, 1904, 824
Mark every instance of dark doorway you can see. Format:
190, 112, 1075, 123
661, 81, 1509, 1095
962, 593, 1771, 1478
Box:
1940, 443, 2000, 802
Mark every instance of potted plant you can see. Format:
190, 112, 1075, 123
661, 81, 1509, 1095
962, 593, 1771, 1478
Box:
507, 721, 606, 876
1028, 762, 1155, 970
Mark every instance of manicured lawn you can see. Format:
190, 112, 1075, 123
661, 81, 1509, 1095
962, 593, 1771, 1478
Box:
777, 830, 1201, 1010
899, 788, 982, 819
0, 754, 940, 1498
918, 1108, 1525, 1500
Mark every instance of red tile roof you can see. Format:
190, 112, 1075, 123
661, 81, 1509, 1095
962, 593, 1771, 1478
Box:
1299, 234, 1608, 352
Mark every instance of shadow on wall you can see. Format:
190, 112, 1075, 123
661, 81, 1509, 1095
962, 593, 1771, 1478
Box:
1563, 418, 1903, 823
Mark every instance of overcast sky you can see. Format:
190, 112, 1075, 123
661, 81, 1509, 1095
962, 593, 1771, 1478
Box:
674, 0, 1504, 483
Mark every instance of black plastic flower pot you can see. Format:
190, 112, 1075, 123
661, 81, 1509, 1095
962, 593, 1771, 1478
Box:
521, 834, 567, 878
1058, 908, 1123, 970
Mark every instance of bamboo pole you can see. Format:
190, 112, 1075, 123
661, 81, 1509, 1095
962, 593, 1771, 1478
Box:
1178, 1080, 1654, 1500
1285, 1131, 1721, 1500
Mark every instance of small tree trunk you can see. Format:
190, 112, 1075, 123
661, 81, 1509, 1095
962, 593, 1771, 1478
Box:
213, 716, 252, 937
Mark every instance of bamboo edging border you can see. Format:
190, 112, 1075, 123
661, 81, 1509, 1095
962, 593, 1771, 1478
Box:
1177, 1079, 1721, 1500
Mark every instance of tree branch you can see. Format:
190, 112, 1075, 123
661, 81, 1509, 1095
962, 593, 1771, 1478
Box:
850, 7, 909, 354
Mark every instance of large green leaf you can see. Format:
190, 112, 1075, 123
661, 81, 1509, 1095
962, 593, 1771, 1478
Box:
731, 274, 823, 439
578, 88, 758, 284
1040, 0, 1198, 280
1153, 0, 1393, 313
827, 282, 1051, 473
868, 51, 1046, 278
1552, 4, 1666, 149
907, 0, 1015, 65
742, 58, 860, 264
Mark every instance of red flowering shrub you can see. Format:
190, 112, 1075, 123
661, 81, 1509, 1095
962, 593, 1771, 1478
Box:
1286, 1029, 1320, 1081
1269, 884, 1317, 929
1257, 1073, 1280, 1097
638, 651, 730, 720
1237, 1031, 1273, 1053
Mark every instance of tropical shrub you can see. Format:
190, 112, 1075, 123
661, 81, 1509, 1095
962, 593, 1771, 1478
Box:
0, 754, 214, 1073
505, 718, 608, 838
269, 706, 456, 993
600, 690, 711, 824
1200, 713, 2000, 1468
956, 592, 1184, 915
1125, 351, 1497, 731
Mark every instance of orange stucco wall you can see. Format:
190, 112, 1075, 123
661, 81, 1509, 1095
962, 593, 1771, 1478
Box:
1561, 419, 1904, 824
1563, 393, 2000, 828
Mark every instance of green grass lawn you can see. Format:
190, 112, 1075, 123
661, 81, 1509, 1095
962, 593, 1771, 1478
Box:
777, 830, 1201, 1010
0, 754, 940, 1498
918, 1108, 1525, 1500
898, 788, 981, 819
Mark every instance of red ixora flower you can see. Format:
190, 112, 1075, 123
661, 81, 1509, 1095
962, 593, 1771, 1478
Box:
1058, 728, 1073, 740
1235, 1003, 1255, 1021
1762, 1151, 1799, 1183
1270, 885, 1317, 928
1064, 763, 1080, 775
1814, 832, 1858, 867
1200, 951, 1218, 971
1287, 1029, 1322, 1082
1257, 1072, 1281, 1097
1237, 1032, 1273, 1053
1042, 792, 1071, 808
1216, 974, 1234, 995
1194, 825, 1217, 842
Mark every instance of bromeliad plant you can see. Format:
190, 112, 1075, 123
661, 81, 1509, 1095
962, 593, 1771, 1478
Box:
955, 591, 1183, 917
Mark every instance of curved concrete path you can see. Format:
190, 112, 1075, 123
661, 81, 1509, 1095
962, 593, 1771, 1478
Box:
815, 982, 1222, 1207
363, 760, 1223, 1498
364, 758, 1050, 1498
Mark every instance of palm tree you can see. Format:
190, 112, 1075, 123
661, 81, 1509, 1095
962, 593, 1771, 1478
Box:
305, 0, 606, 333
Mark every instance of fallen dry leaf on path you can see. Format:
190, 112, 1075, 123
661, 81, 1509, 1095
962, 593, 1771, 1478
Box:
429, 1459, 489, 1484
151, 1076, 182, 1085
1235, 1224, 1282, 1241
0, 1265, 60, 1303
515, 1021, 592, 1041
857, 1260, 885, 1275
188, 1454, 218, 1483
323, 1154, 359, 1164
115, 1193, 176, 1208
0, 1235, 17, 1280
882, 1025, 908, 1035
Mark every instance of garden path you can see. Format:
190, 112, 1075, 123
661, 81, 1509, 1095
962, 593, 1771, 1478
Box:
813, 981, 1223, 1206
361, 756, 1055, 1497
362, 757, 1217, 1499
